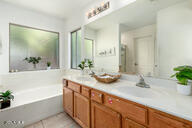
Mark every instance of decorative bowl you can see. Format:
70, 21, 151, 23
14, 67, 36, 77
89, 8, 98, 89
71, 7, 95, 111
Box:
93, 73, 121, 83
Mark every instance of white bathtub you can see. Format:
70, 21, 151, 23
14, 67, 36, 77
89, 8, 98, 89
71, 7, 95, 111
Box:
0, 70, 65, 126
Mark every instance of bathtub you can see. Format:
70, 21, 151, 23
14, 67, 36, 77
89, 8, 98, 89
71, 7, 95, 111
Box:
0, 70, 65, 126
0, 84, 63, 126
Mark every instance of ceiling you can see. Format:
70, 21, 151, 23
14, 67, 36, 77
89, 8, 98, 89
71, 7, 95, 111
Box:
86, 0, 186, 30
0, 0, 99, 19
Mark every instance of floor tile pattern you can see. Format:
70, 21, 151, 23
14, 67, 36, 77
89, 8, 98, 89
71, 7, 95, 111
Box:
25, 113, 81, 128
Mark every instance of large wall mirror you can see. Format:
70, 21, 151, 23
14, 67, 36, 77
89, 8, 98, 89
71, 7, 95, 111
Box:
9, 24, 59, 72
84, 0, 192, 79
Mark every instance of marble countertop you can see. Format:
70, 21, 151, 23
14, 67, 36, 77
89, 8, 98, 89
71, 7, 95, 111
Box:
63, 74, 192, 122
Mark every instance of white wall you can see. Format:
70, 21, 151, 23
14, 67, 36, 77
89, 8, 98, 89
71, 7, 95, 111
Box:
157, 1, 192, 78
0, 2, 66, 74
94, 25, 119, 72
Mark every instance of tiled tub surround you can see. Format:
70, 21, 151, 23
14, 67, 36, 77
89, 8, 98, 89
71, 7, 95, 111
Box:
0, 69, 65, 126
63, 73, 192, 123
0, 69, 65, 92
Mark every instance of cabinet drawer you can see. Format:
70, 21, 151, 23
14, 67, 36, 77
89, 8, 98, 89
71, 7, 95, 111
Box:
81, 87, 90, 98
124, 118, 146, 128
91, 90, 103, 103
149, 111, 191, 128
104, 95, 147, 125
68, 81, 81, 93
63, 79, 68, 87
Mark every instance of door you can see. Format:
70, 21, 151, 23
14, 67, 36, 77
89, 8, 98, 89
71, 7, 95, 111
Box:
123, 118, 146, 128
63, 87, 73, 117
120, 44, 127, 72
134, 35, 154, 76
91, 101, 121, 128
74, 92, 90, 128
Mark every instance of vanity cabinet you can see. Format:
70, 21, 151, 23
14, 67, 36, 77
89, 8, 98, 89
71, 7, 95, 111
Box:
63, 82, 91, 128
63, 87, 73, 117
91, 101, 121, 128
74, 92, 90, 128
63, 80, 192, 128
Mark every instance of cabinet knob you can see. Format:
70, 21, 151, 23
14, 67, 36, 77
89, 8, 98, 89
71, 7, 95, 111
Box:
108, 98, 113, 104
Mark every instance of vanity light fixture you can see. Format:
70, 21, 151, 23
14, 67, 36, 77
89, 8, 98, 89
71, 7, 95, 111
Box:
86, 1, 110, 19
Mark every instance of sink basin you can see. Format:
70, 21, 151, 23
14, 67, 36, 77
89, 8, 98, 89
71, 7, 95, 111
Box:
116, 86, 161, 99
76, 76, 93, 81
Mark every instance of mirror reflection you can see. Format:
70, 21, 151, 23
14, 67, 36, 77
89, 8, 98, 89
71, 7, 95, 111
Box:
84, 0, 192, 79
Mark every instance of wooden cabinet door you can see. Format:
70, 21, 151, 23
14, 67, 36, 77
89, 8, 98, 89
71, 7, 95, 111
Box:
74, 92, 90, 128
123, 118, 146, 128
63, 87, 73, 117
91, 101, 121, 128
149, 111, 191, 128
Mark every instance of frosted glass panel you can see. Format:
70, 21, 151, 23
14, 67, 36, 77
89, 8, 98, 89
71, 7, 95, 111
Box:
71, 29, 81, 69
84, 39, 93, 60
10, 24, 59, 72
71, 32, 77, 69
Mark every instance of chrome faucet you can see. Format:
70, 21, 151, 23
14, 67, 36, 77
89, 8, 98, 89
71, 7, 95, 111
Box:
136, 75, 150, 88
89, 71, 95, 77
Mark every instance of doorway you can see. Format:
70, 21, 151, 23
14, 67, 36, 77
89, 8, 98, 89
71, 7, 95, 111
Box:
134, 35, 155, 76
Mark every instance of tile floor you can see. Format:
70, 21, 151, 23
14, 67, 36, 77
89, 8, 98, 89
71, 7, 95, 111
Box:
25, 112, 81, 128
